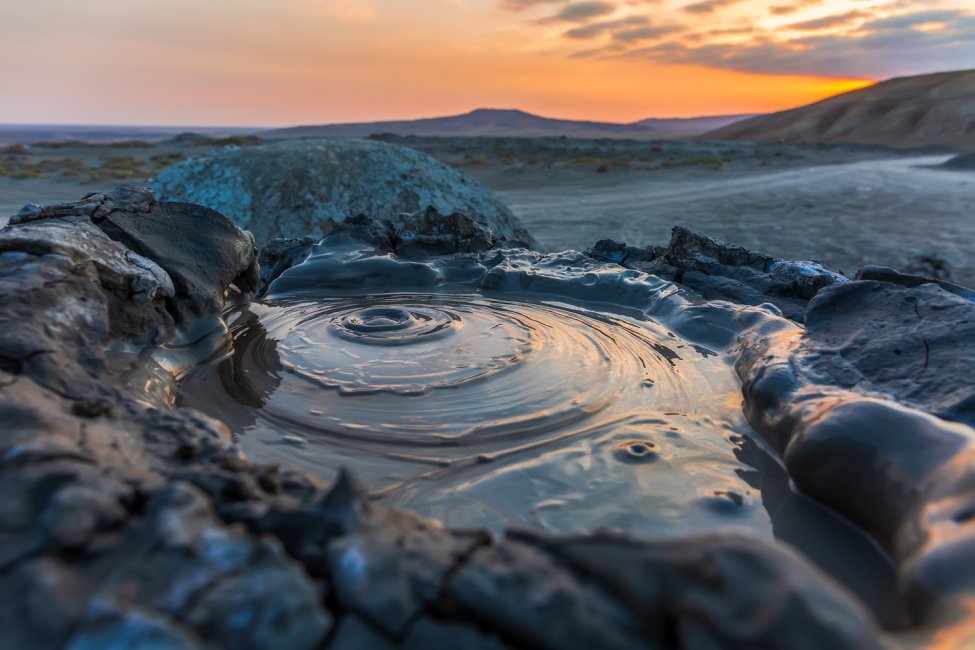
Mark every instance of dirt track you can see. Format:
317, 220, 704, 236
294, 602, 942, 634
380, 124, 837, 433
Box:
488, 155, 975, 284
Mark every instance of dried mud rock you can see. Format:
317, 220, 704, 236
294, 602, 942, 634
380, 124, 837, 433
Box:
150, 138, 536, 246
589, 226, 846, 322
736, 267, 975, 624
0, 187, 331, 649
0, 189, 892, 649
258, 207, 502, 292
586, 226, 975, 634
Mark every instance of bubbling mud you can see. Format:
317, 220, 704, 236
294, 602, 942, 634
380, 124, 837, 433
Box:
181, 291, 773, 537
180, 287, 906, 621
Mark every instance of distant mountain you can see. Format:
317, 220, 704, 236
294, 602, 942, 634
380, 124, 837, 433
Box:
0, 124, 259, 145
633, 114, 759, 137
263, 108, 753, 140
703, 69, 975, 152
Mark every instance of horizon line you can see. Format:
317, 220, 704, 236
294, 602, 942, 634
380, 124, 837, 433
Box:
0, 107, 767, 133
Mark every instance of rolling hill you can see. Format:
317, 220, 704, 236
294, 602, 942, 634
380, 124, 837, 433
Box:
632, 114, 757, 137
263, 108, 754, 140
704, 69, 975, 151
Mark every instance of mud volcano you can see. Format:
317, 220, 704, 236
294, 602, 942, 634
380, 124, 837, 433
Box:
5, 186, 975, 649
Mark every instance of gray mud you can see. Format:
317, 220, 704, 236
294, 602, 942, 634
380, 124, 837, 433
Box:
181, 291, 767, 538
178, 228, 908, 625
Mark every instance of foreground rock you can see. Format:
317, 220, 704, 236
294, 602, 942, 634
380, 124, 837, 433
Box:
150, 138, 536, 246
735, 266, 975, 624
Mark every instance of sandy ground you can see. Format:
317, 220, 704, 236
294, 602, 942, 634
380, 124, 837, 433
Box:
2, 135, 973, 286
471, 155, 975, 286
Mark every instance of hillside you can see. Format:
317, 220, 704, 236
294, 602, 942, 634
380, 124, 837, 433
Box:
264, 108, 752, 140
704, 69, 975, 151
633, 114, 758, 137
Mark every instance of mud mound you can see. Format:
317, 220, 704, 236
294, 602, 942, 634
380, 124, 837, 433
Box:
151, 138, 535, 245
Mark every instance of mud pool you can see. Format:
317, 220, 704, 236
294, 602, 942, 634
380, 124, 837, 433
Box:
180, 290, 765, 534
176, 284, 902, 624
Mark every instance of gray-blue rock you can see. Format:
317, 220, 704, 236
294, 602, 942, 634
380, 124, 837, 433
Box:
150, 138, 536, 246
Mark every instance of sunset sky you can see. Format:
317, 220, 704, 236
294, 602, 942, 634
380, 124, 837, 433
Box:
1, 0, 973, 126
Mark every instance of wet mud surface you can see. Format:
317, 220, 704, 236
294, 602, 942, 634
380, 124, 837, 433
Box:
179, 226, 909, 625
181, 291, 764, 538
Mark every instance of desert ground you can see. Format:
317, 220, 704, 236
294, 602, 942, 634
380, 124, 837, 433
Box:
2, 134, 972, 285
479, 153, 975, 283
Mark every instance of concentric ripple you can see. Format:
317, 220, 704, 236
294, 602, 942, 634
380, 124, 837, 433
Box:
286, 301, 528, 396
179, 292, 767, 537
332, 306, 458, 346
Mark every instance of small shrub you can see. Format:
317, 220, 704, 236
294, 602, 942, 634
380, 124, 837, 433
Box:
211, 135, 264, 147
150, 153, 186, 168
107, 140, 153, 149
33, 140, 85, 149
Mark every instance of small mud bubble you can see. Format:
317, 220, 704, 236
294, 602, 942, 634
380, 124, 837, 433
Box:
279, 434, 307, 447
615, 440, 659, 464
699, 490, 746, 515
953, 506, 975, 524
